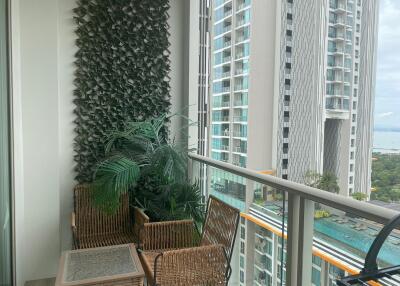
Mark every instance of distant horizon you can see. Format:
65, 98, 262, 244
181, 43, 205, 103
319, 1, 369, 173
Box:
374, 126, 400, 132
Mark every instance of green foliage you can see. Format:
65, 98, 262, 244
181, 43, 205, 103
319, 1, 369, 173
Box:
133, 181, 204, 223
314, 210, 330, 219
73, 0, 171, 183
304, 170, 340, 194
91, 156, 140, 213
91, 115, 203, 221
352, 192, 367, 201
371, 153, 400, 202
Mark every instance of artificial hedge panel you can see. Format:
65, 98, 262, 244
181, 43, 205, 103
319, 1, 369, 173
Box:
73, 0, 171, 183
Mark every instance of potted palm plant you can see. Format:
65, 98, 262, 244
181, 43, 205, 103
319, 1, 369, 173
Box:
90, 114, 203, 222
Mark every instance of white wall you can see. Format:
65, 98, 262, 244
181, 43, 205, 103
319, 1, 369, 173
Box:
19, 0, 61, 280
12, 0, 190, 283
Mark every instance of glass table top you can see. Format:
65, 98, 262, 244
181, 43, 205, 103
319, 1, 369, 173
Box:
64, 245, 137, 282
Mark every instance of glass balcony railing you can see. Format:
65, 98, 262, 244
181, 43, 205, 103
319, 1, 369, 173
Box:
236, 0, 251, 12
189, 154, 400, 286
213, 100, 230, 108
233, 115, 248, 122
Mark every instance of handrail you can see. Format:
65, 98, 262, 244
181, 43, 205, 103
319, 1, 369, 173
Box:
188, 153, 399, 225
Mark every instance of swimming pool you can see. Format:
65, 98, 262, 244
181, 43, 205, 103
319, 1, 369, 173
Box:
315, 217, 400, 266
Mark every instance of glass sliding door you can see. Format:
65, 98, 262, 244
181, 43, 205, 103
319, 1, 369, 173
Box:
0, 0, 12, 285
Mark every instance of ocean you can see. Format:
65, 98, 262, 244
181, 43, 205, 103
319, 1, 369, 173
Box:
373, 131, 400, 153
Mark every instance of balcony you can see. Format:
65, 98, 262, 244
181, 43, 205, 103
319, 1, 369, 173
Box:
1, 2, 394, 286
189, 154, 400, 286
233, 115, 248, 122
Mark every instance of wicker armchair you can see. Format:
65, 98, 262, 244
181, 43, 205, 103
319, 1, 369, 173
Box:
71, 184, 149, 249
138, 196, 240, 286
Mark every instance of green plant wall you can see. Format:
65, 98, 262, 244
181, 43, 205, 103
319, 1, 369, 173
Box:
73, 0, 171, 183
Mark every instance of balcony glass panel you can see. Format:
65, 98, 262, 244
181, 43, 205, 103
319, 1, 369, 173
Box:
236, 26, 250, 43
328, 41, 337, 53
215, 6, 232, 22
214, 21, 232, 36
189, 155, 400, 286
236, 0, 251, 11
214, 37, 231, 50
236, 9, 250, 27
212, 123, 230, 136
233, 124, 247, 138
212, 110, 230, 122
309, 203, 400, 286
212, 95, 230, 107
213, 81, 230, 93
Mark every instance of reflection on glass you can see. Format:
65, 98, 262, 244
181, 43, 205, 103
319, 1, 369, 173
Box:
0, 0, 12, 285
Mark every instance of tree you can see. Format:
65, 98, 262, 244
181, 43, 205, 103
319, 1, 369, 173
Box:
352, 192, 367, 201
304, 170, 340, 194
371, 153, 400, 203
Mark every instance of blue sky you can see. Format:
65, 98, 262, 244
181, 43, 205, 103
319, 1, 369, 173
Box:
374, 0, 400, 129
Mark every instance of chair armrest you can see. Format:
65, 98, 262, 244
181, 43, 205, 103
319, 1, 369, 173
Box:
133, 207, 149, 241
139, 220, 200, 251
153, 244, 228, 285
71, 212, 78, 249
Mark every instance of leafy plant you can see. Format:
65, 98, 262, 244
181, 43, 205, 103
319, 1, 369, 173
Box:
352, 192, 368, 201
91, 115, 202, 222
304, 170, 340, 194
314, 210, 331, 219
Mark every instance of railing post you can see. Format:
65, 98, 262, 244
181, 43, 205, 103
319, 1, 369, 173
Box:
286, 193, 315, 286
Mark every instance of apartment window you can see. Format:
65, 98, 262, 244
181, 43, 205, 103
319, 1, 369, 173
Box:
240, 226, 245, 239
283, 143, 289, 154
349, 176, 354, 184
353, 101, 357, 110
283, 127, 289, 138
356, 37, 360, 46
354, 88, 358, 97
240, 241, 245, 254
355, 50, 359, 59
282, 174, 288, 180
286, 46, 292, 58
352, 113, 356, 122
240, 256, 244, 268
354, 75, 358, 84
356, 24, 360, 32
285, 78, 291, 85
240, 270, 244, 283
288, 0, 293, 4
350, 151, 355, 159
349, 188, 353, 194
357, 11, 361, 19
286, 30, 292, 41
282, 159, 288, 169
357, 0, 361, 6
285, 62, 291, 74
287, 13, 293, 21
350, 164, 354, 172
351, 139, 355, 147
241, 216, 245, 224
355, 63, 359, 72
284, 111, 290, 122
352, 126, 356, 135
284, 95, 290, 106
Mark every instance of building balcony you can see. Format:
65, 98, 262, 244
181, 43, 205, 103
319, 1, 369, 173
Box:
213, 115, 230, 122
233, 115, 248, 122
236, 1, 251, 12
2, 2, 394, 286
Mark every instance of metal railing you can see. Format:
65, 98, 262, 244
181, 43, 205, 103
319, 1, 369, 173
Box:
188, 153, 399, 286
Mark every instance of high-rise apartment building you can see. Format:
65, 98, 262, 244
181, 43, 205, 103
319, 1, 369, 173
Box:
207, 0, 380, 285
209, 0, 378, 198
